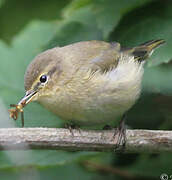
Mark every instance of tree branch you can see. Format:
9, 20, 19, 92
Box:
0, 128, 171, 153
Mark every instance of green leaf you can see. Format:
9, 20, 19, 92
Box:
0, 99, 15, 127
0, 0, 5, 7
48, 6, 103, 48
63, 0, 92, 17
0, 152, 114, 180
49, 0, 152, 47
0, 0, 69, 42
110, 0, 172, 66
0, 162, 107, 180
92, 0, 153, 39
143, 62, 172, 95
0, 150, 98, 168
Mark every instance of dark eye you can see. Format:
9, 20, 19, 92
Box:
40, 75, 47, 83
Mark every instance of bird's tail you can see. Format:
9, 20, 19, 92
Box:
123, 39, 165, 62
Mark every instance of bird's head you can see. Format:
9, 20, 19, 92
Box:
23, 47, 61, 104
9, 47, 62, 125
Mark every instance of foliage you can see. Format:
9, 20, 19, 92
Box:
0, 0, 172, 179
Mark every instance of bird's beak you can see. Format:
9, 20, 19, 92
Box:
18, 90, 37, 107
9, 90, 37, 127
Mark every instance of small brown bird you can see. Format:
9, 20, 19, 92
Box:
9, 39, 165, 127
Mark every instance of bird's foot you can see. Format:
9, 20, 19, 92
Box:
103, 115, 126, 152
113, 114, 126, 152
64, 123, 81, 136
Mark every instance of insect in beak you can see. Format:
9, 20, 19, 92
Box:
9, 90, 37, 127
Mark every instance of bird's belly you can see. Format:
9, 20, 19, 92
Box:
39, 94, 136, 126
39, 61, 142, 126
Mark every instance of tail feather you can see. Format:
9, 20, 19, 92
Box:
123, 39, 165, 62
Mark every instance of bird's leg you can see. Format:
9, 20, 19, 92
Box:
72, 124, 81, 134
64, 123, 81, 136
65, 123, 74, 136
102, 115, 126, 152
113, 114, 126, 152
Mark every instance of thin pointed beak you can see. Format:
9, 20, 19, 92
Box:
18, 90, 37, 107
9, 90, 37, 127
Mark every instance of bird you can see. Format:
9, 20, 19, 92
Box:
9, 39, 165, 129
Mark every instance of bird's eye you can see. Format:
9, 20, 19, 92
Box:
40, 75, 47, 83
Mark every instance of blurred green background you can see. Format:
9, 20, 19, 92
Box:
0, 0, 172, 179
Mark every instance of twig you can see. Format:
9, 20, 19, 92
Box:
0, 128, 171, 153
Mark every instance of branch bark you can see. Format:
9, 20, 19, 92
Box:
0, 128, 171, 153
